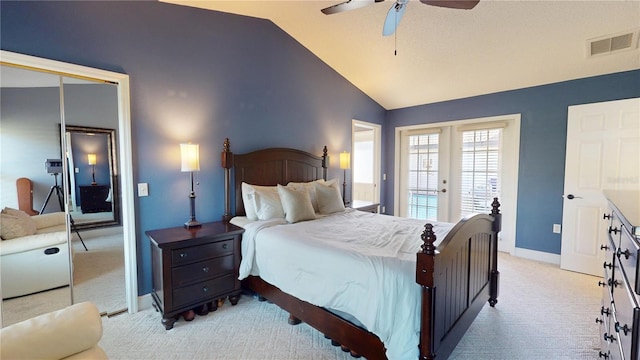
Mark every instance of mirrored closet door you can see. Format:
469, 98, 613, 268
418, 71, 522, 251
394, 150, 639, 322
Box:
0, 52, 136, 326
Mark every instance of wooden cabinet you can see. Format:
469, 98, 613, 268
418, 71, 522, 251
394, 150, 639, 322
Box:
79, 185, 111, 213
598, 191, 640, 359
351, 200, 380, 213
146, 221, 244, 330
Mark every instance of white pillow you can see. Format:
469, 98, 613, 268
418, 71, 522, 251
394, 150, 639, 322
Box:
277, 184, 316, 223
241, 182, 259, 220
287, 179, 325, 212
253, 186, 285, 220
315, 179, 345, 214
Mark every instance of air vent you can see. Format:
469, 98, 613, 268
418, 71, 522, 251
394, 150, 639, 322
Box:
587, 30, 639, 57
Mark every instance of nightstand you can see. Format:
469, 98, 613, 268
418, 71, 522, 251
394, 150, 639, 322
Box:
351, 200, 380, 213
146, 221, 244, 329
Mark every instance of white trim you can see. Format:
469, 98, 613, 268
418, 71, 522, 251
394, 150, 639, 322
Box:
1, 50, 138, 313
352, 119, 382, 204
394, 114, 520, 255
512, 248, 561, 266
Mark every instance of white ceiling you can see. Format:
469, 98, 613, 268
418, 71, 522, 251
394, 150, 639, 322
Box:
163, 0, 640, 110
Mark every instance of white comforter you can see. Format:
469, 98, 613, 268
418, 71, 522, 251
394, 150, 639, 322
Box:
234, 208, 454, 360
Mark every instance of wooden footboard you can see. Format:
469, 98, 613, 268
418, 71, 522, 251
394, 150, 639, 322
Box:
416, 198, 501, 359
222, 140, 501, 360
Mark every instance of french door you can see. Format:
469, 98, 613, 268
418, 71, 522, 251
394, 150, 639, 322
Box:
396, 115, 520, 253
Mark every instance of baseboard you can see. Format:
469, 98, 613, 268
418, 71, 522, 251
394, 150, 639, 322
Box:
512, 247, 561, 265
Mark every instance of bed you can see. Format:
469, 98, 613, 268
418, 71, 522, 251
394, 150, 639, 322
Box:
221, 139, 501, 360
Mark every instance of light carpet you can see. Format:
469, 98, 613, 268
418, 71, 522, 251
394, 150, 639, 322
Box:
99, 253, 601, 359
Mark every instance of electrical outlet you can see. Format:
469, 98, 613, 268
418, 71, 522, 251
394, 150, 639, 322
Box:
138, 183, 149, 197
553, 224, 561, 234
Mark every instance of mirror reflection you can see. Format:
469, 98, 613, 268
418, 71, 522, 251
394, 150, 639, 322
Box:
65, 125, 120, 229
1, 64, 127, 326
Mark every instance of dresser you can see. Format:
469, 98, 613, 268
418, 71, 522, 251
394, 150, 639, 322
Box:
79, 185, 111, 213
598, 190, 640, 359
146, 221, 244, 329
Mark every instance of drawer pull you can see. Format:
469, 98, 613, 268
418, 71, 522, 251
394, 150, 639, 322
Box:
600, 244, 609, 251
598, 351, 609, 359
596, 317, 604, 324
179, 252, 188, 258
601, 306, 611, 316
202, 286, 209, 293
202, 267, 209, 273
615, 322, 631, 336
603, 262, 613, 269
609, 227, 620, 235
607, 278, 620, 288
603, 213, 611, 220
222, 243, 228, 250
603, 332, 616, 343
617, 248, 631, 260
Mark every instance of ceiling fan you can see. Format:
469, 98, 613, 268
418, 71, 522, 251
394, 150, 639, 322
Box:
321, 0, 480, 36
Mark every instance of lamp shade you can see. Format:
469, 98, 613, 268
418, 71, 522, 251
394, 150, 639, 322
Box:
180, 143, 200, 172
339, 151, 350, 170
87, 153, 97, 165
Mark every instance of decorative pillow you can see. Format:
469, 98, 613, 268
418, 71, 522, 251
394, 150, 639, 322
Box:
0, 213, 35, 240
1, 207, 37, 239
287, 179, 325, 213
277, 184, 316, 223
241, 182, 259, 220
315, 179, 346, 214
252, 186, 285, 220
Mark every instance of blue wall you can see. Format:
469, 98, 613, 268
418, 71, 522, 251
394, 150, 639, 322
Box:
386, 71, 640, 254
2, 1, 639, 295
1, 1, 385, 295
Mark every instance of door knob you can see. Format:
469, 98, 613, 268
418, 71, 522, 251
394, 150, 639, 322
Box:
565, 194, 581, 199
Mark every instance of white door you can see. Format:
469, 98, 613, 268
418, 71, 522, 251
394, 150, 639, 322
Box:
561, 98, 640, 276
352, 120, 381, 204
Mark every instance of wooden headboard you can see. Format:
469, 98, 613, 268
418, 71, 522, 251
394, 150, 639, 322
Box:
221, 139, 328, 218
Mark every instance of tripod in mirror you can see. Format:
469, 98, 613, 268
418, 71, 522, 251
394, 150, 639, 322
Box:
40, 170, 88, 252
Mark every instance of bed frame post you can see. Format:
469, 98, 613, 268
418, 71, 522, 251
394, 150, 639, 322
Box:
321, 146, 328, 180
416, 224, 437, 360
489, 197, 501, 307
221, 138, 233, 222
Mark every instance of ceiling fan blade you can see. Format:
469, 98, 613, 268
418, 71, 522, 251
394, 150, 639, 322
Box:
420, 0, 480, 10
382, 1, 407, 36
321, 0, 385, 15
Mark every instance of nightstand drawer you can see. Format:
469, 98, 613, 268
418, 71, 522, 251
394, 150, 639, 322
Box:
172, 255, 234, 288
172, 239, 234, 266
173, 273, 235, 308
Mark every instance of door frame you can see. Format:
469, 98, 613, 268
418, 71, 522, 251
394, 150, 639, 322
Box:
394, 114, 521, 254
1, 50, 138, 313
352, 119, 381, 204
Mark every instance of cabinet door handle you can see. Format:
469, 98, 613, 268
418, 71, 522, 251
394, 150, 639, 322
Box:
603, 332, 617, 343
617, 248, 631, 259
615, 322, 631, 336
603, 213, 611, 220
609, 227, 620, 235
603, 262, 613, 269
600, 244, 609, 251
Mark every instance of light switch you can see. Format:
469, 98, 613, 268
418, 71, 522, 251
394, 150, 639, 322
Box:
138, 183, 149, 197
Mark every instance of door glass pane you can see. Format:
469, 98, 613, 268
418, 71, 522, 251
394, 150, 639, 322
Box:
459, 128, 502, 217
407, 133, 439, 220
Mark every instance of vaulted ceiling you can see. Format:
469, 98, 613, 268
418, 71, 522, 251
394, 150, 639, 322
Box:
170, 1, 639, 109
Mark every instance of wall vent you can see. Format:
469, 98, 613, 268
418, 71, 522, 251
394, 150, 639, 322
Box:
587, 30, 639, 57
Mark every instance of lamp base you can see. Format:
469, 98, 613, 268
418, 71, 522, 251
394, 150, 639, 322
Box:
184, 219, 201, 229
